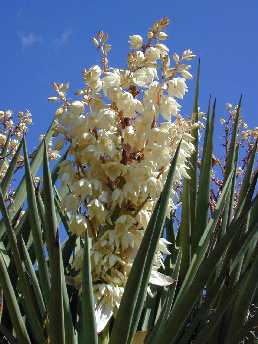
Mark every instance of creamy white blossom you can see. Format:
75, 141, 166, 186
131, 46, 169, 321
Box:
69, 101, 85, 115
157, 31, 168, 40
167, 77, 188, 99
133, 67, 157, 87
52, 18, 196, 332
103, 69, 121, 91
145, 47, 161, 62
128, 34, 143, 49
160, 95, 181, 119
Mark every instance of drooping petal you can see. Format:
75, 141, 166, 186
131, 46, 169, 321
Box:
149, 270, 174, 286
95, 300, 113, 334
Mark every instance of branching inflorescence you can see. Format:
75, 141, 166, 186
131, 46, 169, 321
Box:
49, 18, 197, 332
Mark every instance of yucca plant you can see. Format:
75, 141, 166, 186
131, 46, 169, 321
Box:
0, 17, 258, 344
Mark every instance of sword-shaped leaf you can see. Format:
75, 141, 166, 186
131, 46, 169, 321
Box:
42, 140, 65, 344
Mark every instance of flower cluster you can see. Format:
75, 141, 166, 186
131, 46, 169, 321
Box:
0, 109, 32, 183
50, 18, 195, 332
210, 102, 258, 215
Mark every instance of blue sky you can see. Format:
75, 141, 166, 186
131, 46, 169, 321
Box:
1, 0, 258, 150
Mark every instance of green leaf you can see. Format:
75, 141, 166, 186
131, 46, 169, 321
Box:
193, 269, 248, 344
178, 172, 233, 299
146, 250, 182, 344
80, 229, 98, 343
177, 179, 191, 283
236, 308, 258, 342
0, 189, 46, 342
61, 250, 77, 344
188, 59, 200, 239
62, 234, 77, 267
23, 138, 50, 304
18, 236, 46, 320
43, 140, 65, 344
55, 194, 71, 236
153, 173, 233, 344
193, 99, 215, 251
0, 323, 17, 344
225, 252, 258, 343
0, 249, 31, 344
216, 170, 258, 282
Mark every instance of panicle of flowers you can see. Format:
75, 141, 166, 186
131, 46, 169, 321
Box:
50, 17, 196, 332
211, 102, 257, 215
0, 109, 32, 184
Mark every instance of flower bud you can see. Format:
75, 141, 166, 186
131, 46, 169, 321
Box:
92, 37, 99, 47
69, 101, 85, 115
147, 31, 154, 39
181, 70, 192, 79
172, 53, 180, 63
128, 35, 143, 49
48, 96, 58, 102
158, 31, 168, 40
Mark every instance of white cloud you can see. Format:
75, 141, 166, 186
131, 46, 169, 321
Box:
54, 29, 72, 48
18, 32, 42, 48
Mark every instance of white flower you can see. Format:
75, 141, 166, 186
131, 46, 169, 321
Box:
160, 96, 181, 119
128, 34, 143, 49
173, 53, 180, 63
158, 238, 172, 255
181, 69, 192, 79
103, 69, 121, 91
104, 162, 127, 181
84, 65, 102, 83
71, 179, 92, 198
156, 43, 169, 55
149, 270, 174, 286
94, 283, 124, 333
157, 31, 168, 40
167, 78, 188, 99
62, 193, 79, 213
133, 67, 157, 87
124, 125, 135, 146
97, 108, 116, 129
220, 117, 226, 125
115, 215, 135, 232
226, 103, 233, 110
95, 299, 113, 334
88, 199, 107, 224
69, 214, 88, 236
116, 91, 143, 117
112, 189, 124, 207
146, 176, 162, 197
69, 101, 85, 116
135, 51, 145, 65
145, 47, 160, 62
136, 210, 151, 230
104, 87, 122, 103
182, 49, 196, 60
99, 191, 109, 204
0, 134, 7, 146
143, 81, 161, 106
89, 79, 102, 92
